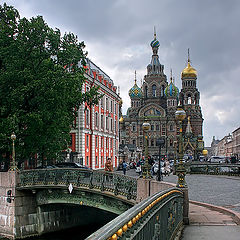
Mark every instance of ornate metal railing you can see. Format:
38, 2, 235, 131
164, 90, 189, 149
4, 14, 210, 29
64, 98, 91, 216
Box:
17, 169, 137, 200
186, 163, 240, 176
86, 188, 183, 240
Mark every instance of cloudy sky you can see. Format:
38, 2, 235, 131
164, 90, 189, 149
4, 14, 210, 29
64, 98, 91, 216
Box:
4, 0, 240, 146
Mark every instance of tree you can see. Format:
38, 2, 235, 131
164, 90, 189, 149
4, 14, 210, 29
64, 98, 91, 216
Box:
0, 3, 100, 167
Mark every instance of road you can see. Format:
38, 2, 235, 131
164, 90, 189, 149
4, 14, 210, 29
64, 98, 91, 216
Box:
118, 168, 240, 213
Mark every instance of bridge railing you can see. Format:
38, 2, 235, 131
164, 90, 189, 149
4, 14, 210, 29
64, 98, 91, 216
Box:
17, 169, 137, 201
186, 162, 240, 176
86, 187, 183, 240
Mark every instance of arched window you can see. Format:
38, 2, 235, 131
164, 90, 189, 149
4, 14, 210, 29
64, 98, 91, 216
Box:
86, 109, 90, 125
151, 139, 154, 147
169, 124, 173, 131
161, 85, 165, 97
145, 86, 148, 98
152, 84, 157, 97
187, 94, 192, 104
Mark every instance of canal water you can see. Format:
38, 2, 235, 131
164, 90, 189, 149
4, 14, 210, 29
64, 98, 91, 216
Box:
0, 223, 102, 240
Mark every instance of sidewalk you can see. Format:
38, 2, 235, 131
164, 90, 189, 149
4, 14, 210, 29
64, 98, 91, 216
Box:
181, 202, 240, 240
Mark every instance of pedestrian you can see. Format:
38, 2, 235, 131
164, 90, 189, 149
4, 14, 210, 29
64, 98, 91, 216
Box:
122, 160, 127, 175
105, 158, 113, 172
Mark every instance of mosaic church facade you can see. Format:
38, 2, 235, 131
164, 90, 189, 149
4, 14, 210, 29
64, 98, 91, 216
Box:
119, 32, 204, 161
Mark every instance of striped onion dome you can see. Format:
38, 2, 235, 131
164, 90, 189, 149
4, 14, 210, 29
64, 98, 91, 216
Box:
165, 80, 179, 98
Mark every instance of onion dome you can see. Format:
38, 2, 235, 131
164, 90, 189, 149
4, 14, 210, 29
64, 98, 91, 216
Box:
181, 49, 197, 78
119, 116, 124, 123
128, 71, 143, 99
165, 72, 179, 98
150, 38, 160, 48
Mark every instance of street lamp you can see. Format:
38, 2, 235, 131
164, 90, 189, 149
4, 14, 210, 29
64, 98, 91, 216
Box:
202, 149, 208, 162
156, 137, 165, 181
175, 107, 187, 188
142, 121, 151, 178
173, 140, 178, 175
9, 133, 18, 171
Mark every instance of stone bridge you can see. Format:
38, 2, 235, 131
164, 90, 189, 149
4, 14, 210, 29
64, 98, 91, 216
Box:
0, 169, 186, 239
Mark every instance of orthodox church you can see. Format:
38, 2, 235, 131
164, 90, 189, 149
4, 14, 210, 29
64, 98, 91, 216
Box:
119, 31, 204, 161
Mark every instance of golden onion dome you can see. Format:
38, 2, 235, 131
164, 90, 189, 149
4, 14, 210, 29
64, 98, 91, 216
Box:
119, 116, 124, 123
181, 60, 197, 78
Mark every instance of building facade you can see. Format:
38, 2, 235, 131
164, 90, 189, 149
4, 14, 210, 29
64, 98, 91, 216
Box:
210, 127, 240, 160
69, 59, 121, 169
120, 32, 204, 161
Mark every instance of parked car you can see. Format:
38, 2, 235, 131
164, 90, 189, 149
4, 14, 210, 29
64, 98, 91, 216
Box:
54, 162, 89, 169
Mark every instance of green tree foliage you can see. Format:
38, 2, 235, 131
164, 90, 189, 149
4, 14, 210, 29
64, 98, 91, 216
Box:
0, 3, 100, 167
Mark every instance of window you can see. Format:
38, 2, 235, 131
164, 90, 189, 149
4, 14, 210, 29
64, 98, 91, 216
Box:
96, 136, 98, 147
86, 156, 89, 165
111, 139, 113, 148
152, 84, 156, 97
86, 135, 89, 147
95, 156, 98, 165
86, 109, 90, 125
133, 124, 136, 131
151, 139, 154, 147
106, 116, 109, 130
106, 98, 108, 110
133, 139, 136, 145
115, 103, 117, 114
156, 125, 159, 131
101, 137, 104, 148
111, 118, 113, 131
187, 94, 191, 104
160, 85, 164, 97
169, 124, 173, 131
151, 125, 154, 131
95, 112, 98, 127
115, 120, 117, 133
106, 138, 108, 148
101, 115, 104, 129
101, 156, 103, 165
111, 100, 113, 112
145, 86, 148, 98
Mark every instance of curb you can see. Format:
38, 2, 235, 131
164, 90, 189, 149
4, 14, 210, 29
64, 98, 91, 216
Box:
189, 200, 240, 225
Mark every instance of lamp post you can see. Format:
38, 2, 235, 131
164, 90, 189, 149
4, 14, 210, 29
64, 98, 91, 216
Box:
156, 137, 165, 181
173, 140, 178, 175
9, 133, 18, 171
202, 149, 208, 162
142, 121, 151, 178
175, 107, 187, 188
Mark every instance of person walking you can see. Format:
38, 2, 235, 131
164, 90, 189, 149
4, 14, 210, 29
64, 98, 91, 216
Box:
122, 160, 127, 175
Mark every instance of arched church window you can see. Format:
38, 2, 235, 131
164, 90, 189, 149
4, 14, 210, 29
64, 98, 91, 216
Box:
187, 94, 191, 104
152, 84, 157, 97
151, 139, 154, 146
169, 124, 173, 131
160, 85, 165, 97
170, 139, 173, 147
145, 86, 148, 98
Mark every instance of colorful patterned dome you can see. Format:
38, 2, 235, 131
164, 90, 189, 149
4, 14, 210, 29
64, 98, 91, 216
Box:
150, 38, 160, 48
165, 81, 179, 98
128, 82, 143, 99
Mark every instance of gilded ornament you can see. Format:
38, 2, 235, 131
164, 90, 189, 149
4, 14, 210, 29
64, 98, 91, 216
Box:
122, 224, 128, 232
127, 220, 133, 228
111, 234, 117, 240
117, 228, 123, 236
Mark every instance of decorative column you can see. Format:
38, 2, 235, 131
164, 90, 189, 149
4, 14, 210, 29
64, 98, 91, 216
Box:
175, 107, 187, 187
9, 133, 18, 171
142, 121, 151, 179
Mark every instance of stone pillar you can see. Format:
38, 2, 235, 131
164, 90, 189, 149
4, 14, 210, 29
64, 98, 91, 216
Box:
181, 187, 189, 225
136, 178, 151, 203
